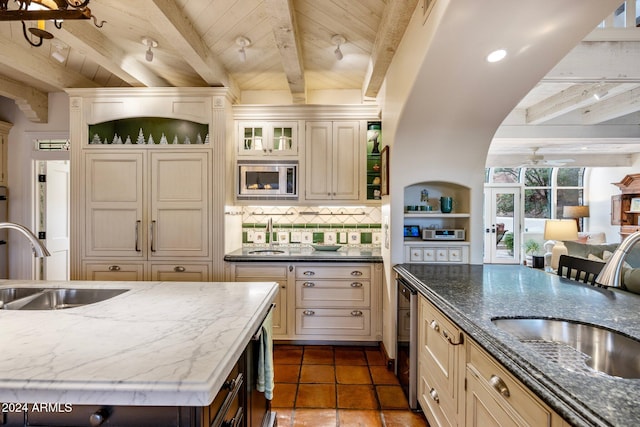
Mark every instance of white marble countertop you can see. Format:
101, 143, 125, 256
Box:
0, 279, 278, 407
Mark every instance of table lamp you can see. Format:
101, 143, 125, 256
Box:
544, 219, 578, 270
563, 205, 590, 232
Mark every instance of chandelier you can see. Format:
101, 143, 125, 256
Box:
0, 0, 105, 47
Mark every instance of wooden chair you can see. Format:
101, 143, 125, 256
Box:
557, 255, 606, 286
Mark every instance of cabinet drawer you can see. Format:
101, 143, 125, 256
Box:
83, 262, 145, 281
233, 264, 289, 279
295, 265, 370, 279
150, 263, 210, 282
467, 340, 554, 427
296, 280, 370, 308
295, 308, 371, 336
418, 355, 456, 427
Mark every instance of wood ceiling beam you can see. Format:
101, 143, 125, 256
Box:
0, 74, 48, 123
147, 0, 238, 95
582, 86, 640, 124
363, 0, 418, 98
526, 83, 622, 124
58, 22, 169, 88
263, 0, 306, 103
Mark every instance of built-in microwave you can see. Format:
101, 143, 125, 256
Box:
238, 160, 298, 199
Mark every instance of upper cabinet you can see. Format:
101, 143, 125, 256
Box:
0, 121, 11, 187
612, 174, 640, 239
237, 121, 298, 157
305, 121, 360, 201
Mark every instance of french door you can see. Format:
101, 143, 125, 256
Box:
484, 186, 521, 264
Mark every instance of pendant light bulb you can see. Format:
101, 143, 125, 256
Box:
141, 37, 158, 63
331, 35, 346, 61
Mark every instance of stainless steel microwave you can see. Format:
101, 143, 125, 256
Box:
238, 161, 298, 199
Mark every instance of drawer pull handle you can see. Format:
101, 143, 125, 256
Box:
303, 310, 315, 316
489, 375, 510, 398
222, 407, 244, 427
351, 270, 363, 276
443, 330, 464, 346
429, 320, 439, 332
303, 271, 315, 276
108, 265, 120, 271
429, 388, 439, 403
303, 282, 315, 287
174, 266, 185, 272
351, 310, 363, 317
350, 282, 363, 288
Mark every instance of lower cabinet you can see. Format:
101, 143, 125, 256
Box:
417, 294, 566, 427
83, 262, 211, 282
227, 261, 382, 341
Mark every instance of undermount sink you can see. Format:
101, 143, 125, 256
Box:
491, 317, 640, 379
1, 288, 129, 310
247, 249, 286, 255
0, 287, 44, 306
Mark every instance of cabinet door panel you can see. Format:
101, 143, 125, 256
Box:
84, 153, 144, 258
332, 121, 359, 200
305, 122, 332, 199
150, 152, 209, 258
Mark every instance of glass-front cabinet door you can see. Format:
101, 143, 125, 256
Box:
237, 122, 298, 157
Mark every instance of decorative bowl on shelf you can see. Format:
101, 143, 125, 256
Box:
311, 244, 341, 251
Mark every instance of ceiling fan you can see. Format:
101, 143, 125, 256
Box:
518, 147, 575, 167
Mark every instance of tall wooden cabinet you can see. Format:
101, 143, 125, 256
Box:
68, 88, 233, 281
612, 174, 640, 239
0, 121, 11, 187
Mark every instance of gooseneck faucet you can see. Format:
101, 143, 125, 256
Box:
266, 217, 273, 247
0, 222, 50, 257
596, 230, 640, 288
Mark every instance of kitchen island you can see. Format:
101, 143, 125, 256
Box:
0, 279, 278, 426
395, 263, 640, 427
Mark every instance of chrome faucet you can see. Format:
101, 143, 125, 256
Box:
266, 217, 273, 247
0, 222, 50, 257
596, 231, 640, 288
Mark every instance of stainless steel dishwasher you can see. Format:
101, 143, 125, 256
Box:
396, 277, 419, 410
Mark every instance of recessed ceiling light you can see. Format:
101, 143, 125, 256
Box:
486, 49, 507, 63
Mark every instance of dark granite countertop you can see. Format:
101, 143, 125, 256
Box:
224, 246, 382, 262
394, 263, 640, 427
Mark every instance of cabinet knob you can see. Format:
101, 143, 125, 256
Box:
351, 310, 363, 317
108, 265, 121, 271
303, 271, 315, 276
302, 282, 315, 287
350, 271, 363, 276
174, 266, 186, 272
350, 282, 363, 288
303, 310, 315, 316
429, 319, 439, 332
89, 408, 110, 426
489, 375, 510, 397
429, 388, 440, 403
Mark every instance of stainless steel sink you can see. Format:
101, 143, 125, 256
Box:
1, 288, 129, 310
0, 287, 44, 305
492, 317, 640, 379
247, 249, 286, 255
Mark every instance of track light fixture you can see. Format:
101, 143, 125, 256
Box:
142, 37, 158, 62
0, 0, 105, 47
236, 36, 251, 62
331, 34, 345, 61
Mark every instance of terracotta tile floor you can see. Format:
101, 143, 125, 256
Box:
272, 344, 429, 427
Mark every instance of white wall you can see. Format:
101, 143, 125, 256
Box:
0, 92, 69, 279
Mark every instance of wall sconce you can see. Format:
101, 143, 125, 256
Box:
544, 219, 578, 270
562, 205, 590, 232
236, 36, 251, 62
331, 34, 346, 60
142, 37, 158, 62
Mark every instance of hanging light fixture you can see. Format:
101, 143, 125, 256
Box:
331, 34, 346, 60
142, 37, 158, 62
236, 36, 251, 62
0, 0, 105, 47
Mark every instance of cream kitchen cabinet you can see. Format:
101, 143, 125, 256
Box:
226, 260, 382, 341
418, 294, 465, 427
417, 293, 566, 427
305, 121, 360, 201
0, 121, 10, 187
226, 263, 289, 337
80, 149, 211, 280
237, 121, 298, 157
